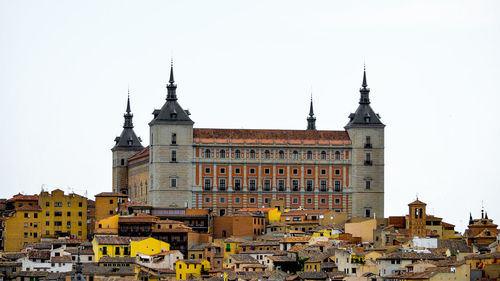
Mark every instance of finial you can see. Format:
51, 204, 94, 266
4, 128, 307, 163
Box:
126, 89, 131, 114
169, 58, 175, 84
362, 67, 368, 88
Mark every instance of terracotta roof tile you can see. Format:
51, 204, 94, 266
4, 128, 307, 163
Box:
193, 128, 350, 141
7, 194, 39, 202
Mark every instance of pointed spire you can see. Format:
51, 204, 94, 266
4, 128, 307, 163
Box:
359, 65, 370, 104
485, 212, 489, 220
123, 90, 133, 129
166, 58, 178, 101
307, 93, 316, 130
469, 212, 473, 225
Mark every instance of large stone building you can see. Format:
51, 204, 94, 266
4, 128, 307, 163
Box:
111, 64, 385, 218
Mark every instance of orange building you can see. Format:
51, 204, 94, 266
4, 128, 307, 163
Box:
94, 192, 128, 222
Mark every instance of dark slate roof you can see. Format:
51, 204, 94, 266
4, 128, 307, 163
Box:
112, 96, 144, 151
345, 71, 384, 129
150, 100, 193, 124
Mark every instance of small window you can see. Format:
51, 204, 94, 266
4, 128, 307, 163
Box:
171, 133, 177, 144
205, 149, 211, 158
220, 167, 226, 174
171, 178, 177, 188
365, 209, 371, 218
279, 150, 284, 159
278, 168, 284, 175
249, 179, 256, 191
250, 150, 256, 159
320, 198, 327, 204
292, 198, 299, 204
220, 149, 226, 159
249, 197, 256, 204
46, 202, 50, 207
306, 169, 313, 175
292, 168, 299, 175
121, 159, 125, 166
234, 197, 241, 204
321, 169, 327, 175
365, 136, 371, 148
264, 150, 270, 159
334, 198, 341, 205
292, 151, 298, 160
219, 179, 226, 191
264, 168, 270, 174
335, 151, 341, 160
307, 151, 313, 160
235, 150, 241, 159
249, 168, 256, 174
67, 211, 71, 217
24, 213, 29, 218
205, 167, 211, 174
235, 168, 241, 174
306, 198, 312, 204
335, 169, 341, 175
78, 202, 82, 207
321, 151, 327, 160
204, 197, 210, 203
171, 150, 177, 162
219, 197, 225, 204
264, 197, 270, 204
109, 199, 113, 204
365, 180, 371, 190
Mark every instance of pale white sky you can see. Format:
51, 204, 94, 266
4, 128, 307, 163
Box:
1, 0, 499, 232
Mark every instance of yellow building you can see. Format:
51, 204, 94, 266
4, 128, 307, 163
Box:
130, 237, 170, 256
95, 214, 119, 234
39, 189, 87, 239
94, 192, 128, 223
92, 236, 170, 261
175, 259, 210, 280
3, 205, 41, 251
222, 237, 248, 258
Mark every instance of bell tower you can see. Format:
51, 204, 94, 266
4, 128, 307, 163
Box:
408, 199, 427, 238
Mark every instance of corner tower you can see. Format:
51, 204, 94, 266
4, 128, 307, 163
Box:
149, 62, 195, 207
111, 94, 144, 194
345, 68, 385, 218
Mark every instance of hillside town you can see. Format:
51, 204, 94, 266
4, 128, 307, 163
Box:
0, 189, 498, 281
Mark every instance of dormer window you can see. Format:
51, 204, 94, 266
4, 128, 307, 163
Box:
170, 112, 177, 118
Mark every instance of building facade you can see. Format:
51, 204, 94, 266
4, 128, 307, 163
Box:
112, 65, 385, 218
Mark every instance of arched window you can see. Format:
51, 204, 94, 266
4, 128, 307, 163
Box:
205, 149, 211, 158
250, 150, 255, 159
321, 151, 327, 160
264, 150, 270, 159
279, 150, 284, 159
335, 151, 341, 160
307, 151, 313, 160
220, 149, 226, 159
235, 149, 241, 159
292, 151, 298, 160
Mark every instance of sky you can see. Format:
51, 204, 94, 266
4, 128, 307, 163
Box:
1, 0, 499, 232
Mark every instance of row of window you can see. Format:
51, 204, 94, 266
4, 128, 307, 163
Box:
203, 167, 342, 176
44, 201, 84, 207
23, 230, 83, 238
204, 196, 342, 205
202, 178, 343, 191
202, 149, 345, 160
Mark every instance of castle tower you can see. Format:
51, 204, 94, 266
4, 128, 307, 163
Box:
408, 199, 427, 238
149, 62, 195, 207
345, 68, 385, 218
306, 96, 316, 130
111, 93, 144, 194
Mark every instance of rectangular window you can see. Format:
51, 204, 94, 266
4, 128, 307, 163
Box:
306, 169, 313, 175
365, 136, 371, 148
234, 179, 241, 190
115, 247, 120, 255
249, 168, 256, 174
235, 168, 241, 174
24, 232, 28, 238
220, 167, 226, 174
249, 179, 256, 191
78, 221, 82, 226
334, 198, 341, 205
46, 211, 50, 216
292, 168, 298, 175
365, 180, 371, 189
334, 180, 341, 192
278, 168, 284, 175
320, 180, 327, 191
54, 212, 62, 217
249, 197, 256, 204
335, 169, 341, 175
365, 209, 371, 218
172, 133, 177, 144
67, 212, 71, 217
78, 202, 82, 207
219, 197, 225, 203
219, 178, 226, 191
278, 179, 285, 191
171, 150, 177, 162
46, 221, 50, 226
66, 222, 71, 228
54, 202, 62, 207
306, 198, 312, 204
321, 169, 327, 175
204, 197, 210, 203
67, 202, 71, 207
205, 167, 211, 174
320, 198, 327, 204
234, 197, 241, 204
171, 178, 177, 188
78, 211, 82, 217
292, 198, 299, 204
264, 168, 270, 174
54, 221, 62, 226
34, 213, 38, 218
204, 179, 211, 191
24, 213, 29, 218
264, 197, 270, 204
24, 222, 28, 228
306, 180, 313, 191
263, 179, 271, 191
46, 202, 50, 207
292, 179, 299, 191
